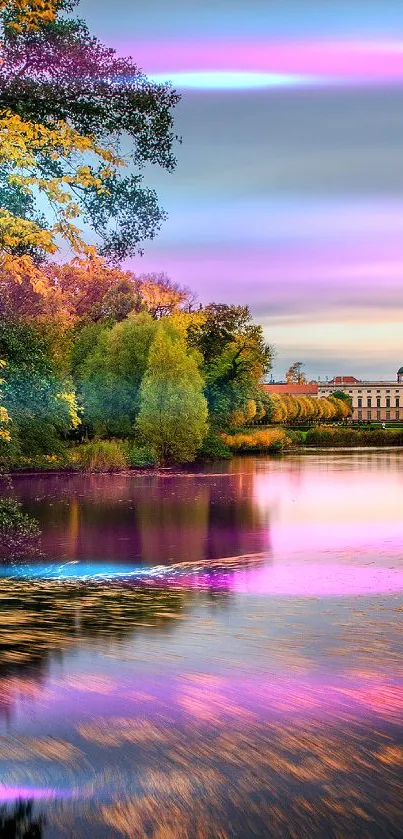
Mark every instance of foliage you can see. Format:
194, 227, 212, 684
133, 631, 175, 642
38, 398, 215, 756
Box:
305, 426, 403, 447
0, 0, 180, 266
197, 432, 231, 461
221, 428, 291, 453
0, 496, 41, 560
0, 319, 80, 453
128, 443, 157, 468
189, 304, 272, 429
330, 390, 353, 409
69, 439, 128, 471
137, 272, 195, 319
0, 359, 10, 445
136, 326, 208, 464
285, 361, 307, 384
0, 0, 64, 33
266, 392, 352, 424
75, 312, 158, 436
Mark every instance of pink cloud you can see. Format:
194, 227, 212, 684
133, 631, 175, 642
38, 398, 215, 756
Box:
123, 40, 403, 84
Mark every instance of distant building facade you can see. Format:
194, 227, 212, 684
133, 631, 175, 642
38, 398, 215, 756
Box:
318, 367, 403, 422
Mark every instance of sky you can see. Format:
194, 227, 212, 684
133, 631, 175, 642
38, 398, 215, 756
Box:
79, 0, 403, 380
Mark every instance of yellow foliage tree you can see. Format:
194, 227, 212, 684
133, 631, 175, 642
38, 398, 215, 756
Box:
0, 112, 121, 276
0, 0, 60, 32
270, 393, 288, 423
0, 0, 123, 275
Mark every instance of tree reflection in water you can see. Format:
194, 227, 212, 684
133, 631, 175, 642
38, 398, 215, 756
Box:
0, 801, 43, 838
7, 468, 271, 565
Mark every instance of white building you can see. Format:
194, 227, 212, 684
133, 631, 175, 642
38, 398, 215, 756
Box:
318, 367, 403, 422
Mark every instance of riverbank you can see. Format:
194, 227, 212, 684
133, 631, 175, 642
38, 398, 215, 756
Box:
3, 425, 403, 473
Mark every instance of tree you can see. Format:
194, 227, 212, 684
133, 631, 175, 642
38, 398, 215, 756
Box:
76, 313, 158, 436
0, 0, 180, 265
0, 0, 62, 32
285, 362, 307, 384
330, 390, 353, 410
136, 326, 208, 464
137, 273, 196, 319
0, 319, 79, 454
190, 304, 272, 429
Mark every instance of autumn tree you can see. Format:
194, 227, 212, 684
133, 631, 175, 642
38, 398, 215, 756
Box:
136, 326, 208, 464
137, 273, 196, 319
0, 0, 180, 268
269, 394, 288, 424
285, 362, 307, 384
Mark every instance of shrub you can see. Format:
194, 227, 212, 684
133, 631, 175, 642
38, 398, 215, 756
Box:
305, 426, 403, 447
197, 432, 231, 461
128, 443, 157, 467
14, 418, 68, 457
69, 439, 129, 471
221, 428, 291, 453
285, 429, 305, 445
0, 497, 41, 561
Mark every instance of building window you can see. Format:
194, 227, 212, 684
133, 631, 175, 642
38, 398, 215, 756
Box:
386, 411, 390, 421
376, 397, 381, 408
358, 397, 362, 408
368, 411, 372, 420
358, 410, 362, 421
397, 410, 400, 420
367, 398, 372, 407
396, 397, 400, 408
377, 389, 381, 393
386, 397, 390, 408
377, 410, 381, 420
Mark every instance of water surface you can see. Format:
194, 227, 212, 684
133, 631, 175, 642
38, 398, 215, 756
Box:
1, 452, 403, 837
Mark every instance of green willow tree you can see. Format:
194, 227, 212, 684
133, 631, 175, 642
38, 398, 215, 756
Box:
136, 326, 208, 464
74, 313, 159, 436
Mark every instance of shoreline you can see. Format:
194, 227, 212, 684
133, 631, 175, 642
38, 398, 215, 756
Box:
5, 445, 403, 477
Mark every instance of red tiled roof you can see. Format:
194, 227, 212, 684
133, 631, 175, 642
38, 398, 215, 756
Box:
329, 376, 360, 385
261, 383, 318, 396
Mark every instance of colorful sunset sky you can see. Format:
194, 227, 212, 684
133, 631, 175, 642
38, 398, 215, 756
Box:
80, 0, 403, 380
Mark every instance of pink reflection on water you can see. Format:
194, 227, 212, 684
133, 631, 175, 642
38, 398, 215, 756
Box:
0, 787, 71, 801
228, 563, 403, 597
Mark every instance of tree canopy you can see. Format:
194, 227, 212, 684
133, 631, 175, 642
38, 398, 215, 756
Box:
189, 304, 272, 429
285, 362, 307, 384
0, 0, 180, 267
136, 326, 208, 464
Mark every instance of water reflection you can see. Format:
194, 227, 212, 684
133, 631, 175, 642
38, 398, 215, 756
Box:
9, 469, 270, 564
0, 801, 43, 837
0, 453, 403, 837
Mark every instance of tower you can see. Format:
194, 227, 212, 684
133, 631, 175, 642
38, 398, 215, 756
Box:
397, 366, 403, 384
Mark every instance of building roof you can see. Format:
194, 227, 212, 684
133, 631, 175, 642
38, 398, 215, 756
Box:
398, 367, 403, 375
329, 376, 360, 385
262, 383, 318, 396
319, 381, 402, 388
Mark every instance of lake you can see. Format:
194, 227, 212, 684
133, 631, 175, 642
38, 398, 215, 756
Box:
1, 451, 403, 837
